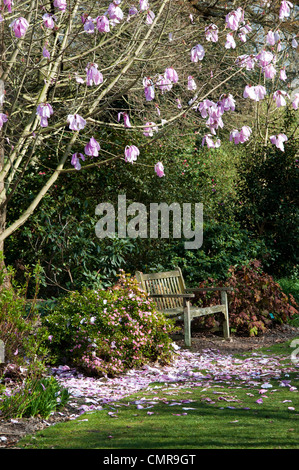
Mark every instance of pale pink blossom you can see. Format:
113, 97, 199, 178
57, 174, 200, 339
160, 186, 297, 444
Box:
280, 68, 287, 81
146, 10, 155, 25
36, 103, 53, 127
164, 67, 179, 83
273, 90, 289, 107
264, 63, 276, 79
129, 6, 138, 16
202, 134, 221, 148
3, 0, 13, 13
10, 17, 29, 38
85, 63, 103, 86
279, 1, 293, 20
230, 126, 252, 144
96, 15, 110, 33
205, 24, 218, 42
236, 54, 256, 70
190, 44, 205, 62
71, 153, 85, 170
85, 137, 100, 156
270, 133, 288, 151
292, 93, 299, 110
124, 145, 139, 163
243, 85, 266, 101
118, 112, 131, 128
67, 114, 86, 131
108, 3, 123, 22
0, 113, 8, 129
154, 162, 165, 177
256, 50, 274, 67
266, 31, 276, 46
54, 0, 67, 11
187, 76, 197, 91
43, 46, 50, 59
219, 94, 235, 112
83, 16, 94, 33
157, 75, 172, 93
225, 8, 243, 31
43, 13, 56, 29
140, 0, 149, 11
225, 33, 236, 49
143, 122, 158, 137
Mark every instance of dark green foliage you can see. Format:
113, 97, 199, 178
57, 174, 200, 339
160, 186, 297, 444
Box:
193, 260, 298, 336
0, 376, 69, 419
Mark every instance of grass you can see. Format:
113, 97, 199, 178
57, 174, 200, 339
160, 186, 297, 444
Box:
18, 338, 299, 450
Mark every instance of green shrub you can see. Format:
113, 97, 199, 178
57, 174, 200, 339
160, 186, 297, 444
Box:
0, 254, 49, 377
0, 376, 69, 419
193, 260, 299, 337
43, 271, 176, 377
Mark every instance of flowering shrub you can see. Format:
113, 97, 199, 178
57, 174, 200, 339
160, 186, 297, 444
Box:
193, 260, 298, 337
43, 272, 176, 376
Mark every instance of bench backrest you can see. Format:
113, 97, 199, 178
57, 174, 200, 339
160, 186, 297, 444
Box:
135, 268, 185, 311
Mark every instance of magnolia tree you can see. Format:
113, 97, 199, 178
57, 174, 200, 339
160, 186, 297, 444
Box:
0, 0, 298, 256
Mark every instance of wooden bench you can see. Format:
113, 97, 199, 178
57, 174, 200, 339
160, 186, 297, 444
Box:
135, 268, 232, 347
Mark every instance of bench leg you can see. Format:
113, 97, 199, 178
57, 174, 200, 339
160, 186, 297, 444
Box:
184, 300, 191, 347
221, 291, 230, 340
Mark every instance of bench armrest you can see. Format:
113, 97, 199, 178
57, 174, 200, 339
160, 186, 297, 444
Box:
185, 287, 233, 293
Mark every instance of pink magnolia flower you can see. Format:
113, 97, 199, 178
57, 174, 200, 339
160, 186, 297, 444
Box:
205, 24, 218, 42
280, 68, 287, 81
279, 1, 293, 20
143, 122, 158, 137
273, 90, 289, 107
10, 17, 29, 38
43, 13, 56, 29
230, 126, 252, 144
71, 153, 85, 170
266, 30, 276, 46
264, 63, 277, 79
83, 16, 94, 34
292, 37, 298, 48
225, 33, 236, 49
243, 85, 266, 101
54, 0, 67, 11
108, 3, 123, 22
140, 0, 149, 11
129, 6, 138, 16
85, 137, 100, 156
187, 76, 197, 91
236, 54, 256, 70
256, 50, 274, 67
155, 162, 165, 177
96, 15, 110, 33
197, 99, 214, 118
118, 112, 131, 128
124, 145, 139, 163
146, 10, 155, 25
202, 134, 221, 148
143, 77, 155, 101
0, 113, 8, 129
225, 8, 243, 31
67, 114, 86, 131
157, 75, 172, 93
43, 46, 50, 59
292, 93, 299, 110
191, 44, 205, 62
164, 67, 179, 83
36, 103, 54, 127
270, 133, 288, 151
85, 63, 103, 86
3, 0, 13, 13
176, 98, 182, 109
219, 94, 235, 112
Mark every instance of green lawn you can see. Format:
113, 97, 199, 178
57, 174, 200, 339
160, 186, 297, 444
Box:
18, 339, 299, 449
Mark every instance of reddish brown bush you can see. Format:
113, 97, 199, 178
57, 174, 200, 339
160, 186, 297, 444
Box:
193, 260, 298, 336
